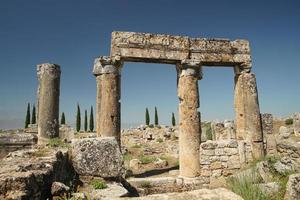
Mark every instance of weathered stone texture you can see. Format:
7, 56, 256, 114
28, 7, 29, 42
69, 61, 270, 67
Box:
212, 121, 236, 140
0, 148, 76, 200
71, 137, 124, 178
234, 72, 264, 159
121, 188, 243, 200
293, 113, 300, 137
94, 57, 121, 145
111, 31, 251, 69
199, 140, 251, 181
284, 173, 300, 200
37, 63, 61, 144
177, 66, 201, 178
261, 113, 277, 156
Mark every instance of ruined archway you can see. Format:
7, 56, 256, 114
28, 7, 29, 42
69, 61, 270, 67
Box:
91, 31, 264, 178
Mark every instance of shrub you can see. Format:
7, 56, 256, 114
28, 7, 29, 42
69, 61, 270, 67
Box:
285, 118, 293, 125
90, 179, 107, 190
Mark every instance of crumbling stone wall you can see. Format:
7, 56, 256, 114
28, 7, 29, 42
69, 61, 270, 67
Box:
200, 140, 252, 182
211, 121, 236, 141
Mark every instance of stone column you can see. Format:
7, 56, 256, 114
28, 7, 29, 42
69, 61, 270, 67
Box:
261, 113, 277, 156
234, 70, 264, 159
37, 63, 61, 144
177, 60, 201, 178
93, 56, 122, 145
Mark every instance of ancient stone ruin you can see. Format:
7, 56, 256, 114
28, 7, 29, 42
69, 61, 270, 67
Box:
92, 31, 264, 178
3, 31, 300, 200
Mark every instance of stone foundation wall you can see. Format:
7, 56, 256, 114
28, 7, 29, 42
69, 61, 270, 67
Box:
200, 140, 252, 181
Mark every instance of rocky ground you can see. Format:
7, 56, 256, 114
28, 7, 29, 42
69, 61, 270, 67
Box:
0, 113, 300, 199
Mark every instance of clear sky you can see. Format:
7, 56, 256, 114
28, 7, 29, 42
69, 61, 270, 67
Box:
0, 0, 299, 129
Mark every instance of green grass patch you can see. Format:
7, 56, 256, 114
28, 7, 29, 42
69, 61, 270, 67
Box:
227, 174, 268, 200
47, 138, 69, 148
131, 144, 142, 148
139, 155, 156, 164
90, 179, 107, 190
123, 153, 133, 161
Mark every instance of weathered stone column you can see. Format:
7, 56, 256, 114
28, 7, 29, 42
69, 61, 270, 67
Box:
234, 70, 264, 159
177, 60, 201, 178
93, 56, 122, 145
37, 63, 61, 144
261, 113, 277, 156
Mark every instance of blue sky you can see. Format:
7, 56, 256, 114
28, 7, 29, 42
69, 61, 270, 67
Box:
0, 0, 299, 129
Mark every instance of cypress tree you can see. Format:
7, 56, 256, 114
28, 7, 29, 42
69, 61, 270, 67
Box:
61, 112, 66, 125
31, 104, 36, 124
84, 110, 88, 132
89, 106, 94, 132
76, 104, 81, 132
172, 112, 176, 126
145, 108, 150, 126
154, 107, 159, 126
25, 103, 30, 128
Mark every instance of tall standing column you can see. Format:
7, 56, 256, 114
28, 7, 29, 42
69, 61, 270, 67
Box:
93, 56, 122, 146
37, 63, 61, 144
234, 70, 264, 159
177, 60, 201, 178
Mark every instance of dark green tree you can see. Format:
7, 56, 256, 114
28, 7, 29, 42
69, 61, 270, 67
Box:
154, 107, 159, 126
84, 110, 88, 132
145, 108, 150, 126
25, 103, 31, 128
31, 104, 36, 124
89, 106, 94, 132
61, 112, 66, 125
172, 112, 176, 126
76, 104, 81, 132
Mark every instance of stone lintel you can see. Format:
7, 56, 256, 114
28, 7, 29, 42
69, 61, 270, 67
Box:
37, 63, 61, 79
111, 31, 252, 70
93, 56, 122, 76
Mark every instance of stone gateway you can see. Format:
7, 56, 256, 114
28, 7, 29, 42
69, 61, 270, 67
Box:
93, 31, 264, 178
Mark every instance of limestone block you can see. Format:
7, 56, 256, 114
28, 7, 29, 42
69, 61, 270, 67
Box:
111, 31, 251, 70
71, 137, 124, 178
284, 173, 300, 200
293, 113, 300, 136
59, 125, 75, 142
224, 147, 239, 155
111, 31, 189, 62
210, 162, 223, 170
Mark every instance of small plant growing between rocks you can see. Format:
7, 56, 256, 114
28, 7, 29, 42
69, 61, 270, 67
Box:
90, 179, 107, 190
156, 138, 163, 143
139, 155, 156, 164
140, 181, 151, 188
47, 138, 69, 148
131, 144, 141, 148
